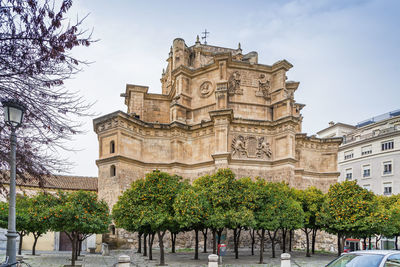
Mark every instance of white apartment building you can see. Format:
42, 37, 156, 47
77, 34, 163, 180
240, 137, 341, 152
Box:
318, 109, 400, 250
318, 109, 400, 196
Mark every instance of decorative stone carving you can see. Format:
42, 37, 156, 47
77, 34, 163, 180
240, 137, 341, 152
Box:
199, 81, 213, 97
256, 73, 270, 99
228, 71, 242, 95
231, 135, 272, 159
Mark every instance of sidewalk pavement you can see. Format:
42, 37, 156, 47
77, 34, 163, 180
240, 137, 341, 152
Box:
0, 248, 337, 267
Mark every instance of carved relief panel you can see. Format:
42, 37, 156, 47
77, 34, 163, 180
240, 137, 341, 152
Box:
199, 81, 214, 98
231, 135, 272, 159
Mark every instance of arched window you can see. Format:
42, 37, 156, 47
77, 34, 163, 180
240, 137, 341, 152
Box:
110, 165, 116, 177
110, 141, 115, 154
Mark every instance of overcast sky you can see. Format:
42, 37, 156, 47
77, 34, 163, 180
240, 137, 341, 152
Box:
60, 0, 400, 177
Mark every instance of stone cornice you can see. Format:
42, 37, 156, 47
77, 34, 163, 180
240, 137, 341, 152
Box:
209, 109, 234, 122
230, 157, 297, 166
96, 155, 214, 168
93, 111, 302, 135
294, 168, 340, 178
96, 154, 298, 168
296, 133, 343, 144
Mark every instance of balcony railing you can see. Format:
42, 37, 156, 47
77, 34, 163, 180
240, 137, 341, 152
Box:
342, 126, 399, 145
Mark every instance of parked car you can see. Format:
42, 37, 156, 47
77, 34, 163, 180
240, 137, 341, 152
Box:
326, 250, 400, 267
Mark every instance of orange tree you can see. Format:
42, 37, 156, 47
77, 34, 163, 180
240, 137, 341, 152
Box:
0, 195, 30, 255
26, 192, 58, 255
386, 196, 400, 249
193, 169, 238, 254
254, 180, 304, 263
173, 184, 210, 260
319, 181, 376, 255
48, 190, 111, 266
226, 177, 256, 259
278, 185, 304, 254
296, 187, 325, 257
113, 170, 183, 266
113, 178, 154, 258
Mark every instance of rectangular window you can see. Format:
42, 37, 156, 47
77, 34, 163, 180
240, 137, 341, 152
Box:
363, 184, 371, 191
384, 183, 392, 196
362, 165, 371, 178
383, 161, 393, 175
345, 168, 353, 180
382, 140, 394, 151
344, 151, 354, 160
361, 145, 372, 156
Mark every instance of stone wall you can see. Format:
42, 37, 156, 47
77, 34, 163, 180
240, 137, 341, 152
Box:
105, 228, 338, 254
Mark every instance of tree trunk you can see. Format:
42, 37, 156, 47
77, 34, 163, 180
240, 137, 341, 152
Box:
341, 236, 346, 252
77, 239, 82, 257
304, 228, 311, 257
212, 229, 216, 254
258, 229, 265, 264
369, 235, 372, 250
148, 233, 154, 260
396, 236, 398, 250
250, 229, 255, 256
158, 231, 166, 266
217, 229, 223, 245
137, 232, 142, 253
194, 229, 199, 260
282, 228, 287, 253
375, 235, 381, 249
71, 233, 77, 266
233, 228, 241, 259
311, 228, 317, 254
337, 233, 341, 256
363, 237, 367, 250
171, 232, 176, 253
289, 230, 293, 252
143, 233, 147, 256
268, 230, 277, 258
202, 228, 208, 253
18, 232, 24, 255
32, 233, 40, 255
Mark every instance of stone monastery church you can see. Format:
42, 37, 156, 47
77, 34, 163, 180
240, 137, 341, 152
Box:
93, 37, 341, 207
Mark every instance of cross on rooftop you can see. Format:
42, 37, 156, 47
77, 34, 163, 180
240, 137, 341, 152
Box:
201, 29, 210, 45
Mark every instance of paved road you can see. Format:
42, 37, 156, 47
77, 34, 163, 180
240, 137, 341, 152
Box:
0, 249, 336, 266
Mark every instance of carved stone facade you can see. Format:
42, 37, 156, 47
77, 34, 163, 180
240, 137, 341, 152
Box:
93, 38, 342, 211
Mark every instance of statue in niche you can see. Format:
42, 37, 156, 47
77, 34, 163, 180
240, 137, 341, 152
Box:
257, 73, 270, 99
231, 135, 247, 157
228, 71, 242, 95
200, 81, 213, 97
256, 137, 272, 159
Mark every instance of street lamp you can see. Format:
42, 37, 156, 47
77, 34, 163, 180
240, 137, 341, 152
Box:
1, 99, 25, 265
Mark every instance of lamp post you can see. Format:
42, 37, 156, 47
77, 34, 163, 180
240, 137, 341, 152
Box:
1, 99, 25, 265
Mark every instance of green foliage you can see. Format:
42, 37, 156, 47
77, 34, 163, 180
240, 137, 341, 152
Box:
113, 170, 182, 233
254, 180, 304, 232
48, 190, 111, 236
297, 187, 325, 230
173, 186, 210, 230
319, 181, 376, 237
0, 193, 57, 235
193, 169, 239, 231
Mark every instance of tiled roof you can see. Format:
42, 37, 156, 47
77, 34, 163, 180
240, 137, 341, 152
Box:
2, 174, 98, 191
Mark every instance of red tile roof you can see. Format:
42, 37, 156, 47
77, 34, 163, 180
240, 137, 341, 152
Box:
2, 174, 98, 191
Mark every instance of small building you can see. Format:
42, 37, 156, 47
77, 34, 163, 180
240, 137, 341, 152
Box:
0, 174, 101, 252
